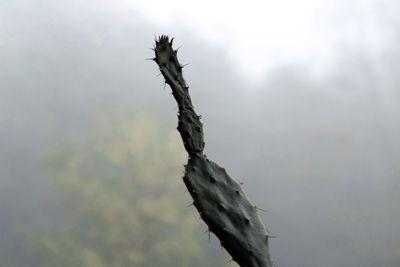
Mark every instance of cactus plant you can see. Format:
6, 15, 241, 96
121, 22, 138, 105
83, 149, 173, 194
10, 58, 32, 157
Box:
152, 35, 273, 267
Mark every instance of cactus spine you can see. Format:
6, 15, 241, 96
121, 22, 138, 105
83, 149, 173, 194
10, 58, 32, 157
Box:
152, 35, 273, 267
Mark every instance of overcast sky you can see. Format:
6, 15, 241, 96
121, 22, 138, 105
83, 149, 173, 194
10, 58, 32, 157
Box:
0, 1, 399, 266
127, 0, 388, 83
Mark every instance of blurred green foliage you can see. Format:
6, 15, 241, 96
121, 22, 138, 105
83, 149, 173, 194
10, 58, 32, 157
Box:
26, 111, 224, 267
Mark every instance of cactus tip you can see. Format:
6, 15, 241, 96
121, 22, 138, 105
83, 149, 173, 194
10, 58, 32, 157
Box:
157, 34, 171, 43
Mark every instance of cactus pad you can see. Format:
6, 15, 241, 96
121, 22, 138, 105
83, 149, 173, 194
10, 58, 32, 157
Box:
152, 35, 273, 267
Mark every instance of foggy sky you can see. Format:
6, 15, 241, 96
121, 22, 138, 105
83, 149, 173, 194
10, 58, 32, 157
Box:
1, 0, 399, 266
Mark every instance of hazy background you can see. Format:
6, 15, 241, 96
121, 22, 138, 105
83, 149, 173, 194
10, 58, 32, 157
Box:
1, 0, 399, 266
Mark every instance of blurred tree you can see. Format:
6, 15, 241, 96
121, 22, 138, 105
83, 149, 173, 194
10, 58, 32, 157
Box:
25, 111, 224, 267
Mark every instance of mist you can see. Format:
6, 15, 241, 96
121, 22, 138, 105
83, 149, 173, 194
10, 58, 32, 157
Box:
1, 0, 399, 266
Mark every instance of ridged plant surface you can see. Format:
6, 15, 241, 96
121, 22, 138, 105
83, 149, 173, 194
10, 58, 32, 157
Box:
153, 35, 273, 267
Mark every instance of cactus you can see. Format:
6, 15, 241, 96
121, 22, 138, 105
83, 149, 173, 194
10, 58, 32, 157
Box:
152, 35, 273, 267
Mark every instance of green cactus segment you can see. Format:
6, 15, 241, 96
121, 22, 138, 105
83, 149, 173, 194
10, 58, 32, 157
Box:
154, 35, 272, 267
184, 155, 273, 267
153, 35, 204, 155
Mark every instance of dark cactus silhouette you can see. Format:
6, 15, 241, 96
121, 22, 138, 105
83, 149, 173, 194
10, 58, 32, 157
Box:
152, 35, 273, 267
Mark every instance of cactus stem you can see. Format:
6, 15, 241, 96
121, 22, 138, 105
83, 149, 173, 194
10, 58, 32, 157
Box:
153, 35, 273, 267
